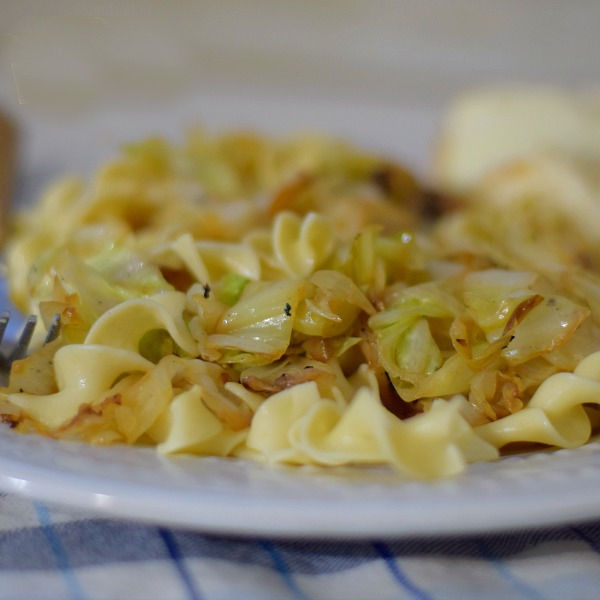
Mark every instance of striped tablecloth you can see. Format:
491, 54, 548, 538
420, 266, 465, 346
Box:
2, 492, 599, 600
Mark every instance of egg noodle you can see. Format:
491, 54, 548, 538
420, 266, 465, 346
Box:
2, 125, 600, 479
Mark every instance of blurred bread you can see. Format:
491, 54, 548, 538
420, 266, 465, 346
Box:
433, 86, 600, 193
0, 109, 16, 241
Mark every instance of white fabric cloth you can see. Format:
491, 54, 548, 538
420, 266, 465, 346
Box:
1, 492, 599, 600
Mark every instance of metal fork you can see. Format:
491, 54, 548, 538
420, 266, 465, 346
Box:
0, 312, 61, 373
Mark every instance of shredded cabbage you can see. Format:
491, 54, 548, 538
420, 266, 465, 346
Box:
3, 120, 600, 479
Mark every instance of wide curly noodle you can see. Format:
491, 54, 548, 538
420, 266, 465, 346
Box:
2, 126, 600, 479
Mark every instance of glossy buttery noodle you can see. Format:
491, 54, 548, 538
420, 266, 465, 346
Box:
2, 129, 600, 479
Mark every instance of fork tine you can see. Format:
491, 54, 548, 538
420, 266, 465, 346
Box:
0, 313, 60, 376
9, 315, 37, 362
44, 313, 61, 345
0, 312, 10, 344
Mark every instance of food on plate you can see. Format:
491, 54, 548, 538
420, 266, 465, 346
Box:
433, 86, 600, 192
2, 89, 600, 479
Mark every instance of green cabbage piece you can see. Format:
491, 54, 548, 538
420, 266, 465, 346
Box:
392, 318, 442, 377
462, 269, 538, 341
84, 244, 172, 297
215, 273, 250, 306
209, 280, 305, 366
369, 283, 458, 386
29, 244, 172, 330
341, 227, 427, 293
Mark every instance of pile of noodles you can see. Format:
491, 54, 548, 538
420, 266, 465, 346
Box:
2, 128, 600, 479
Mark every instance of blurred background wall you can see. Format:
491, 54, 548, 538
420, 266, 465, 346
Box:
0, 0, 598, 194
1, 0, 598, 114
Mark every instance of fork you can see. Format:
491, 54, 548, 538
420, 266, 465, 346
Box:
0, 312, 61, 374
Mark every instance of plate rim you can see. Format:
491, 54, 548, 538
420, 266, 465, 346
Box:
2, 428, 600, 538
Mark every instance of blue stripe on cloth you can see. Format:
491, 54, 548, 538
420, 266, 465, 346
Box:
571, 526, 600, 556
372, 542, 434, 600
259, 540, 311, 600
475, 538, 546, 600
33, 502, 86, 600
158, 528, 204, 600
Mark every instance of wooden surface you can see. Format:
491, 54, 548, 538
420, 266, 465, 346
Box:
0, 110, 15, 241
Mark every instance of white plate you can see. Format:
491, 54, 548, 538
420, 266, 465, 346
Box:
2, 98, 600, 539
1, 7, 598, 537
2, 425, 600, 538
